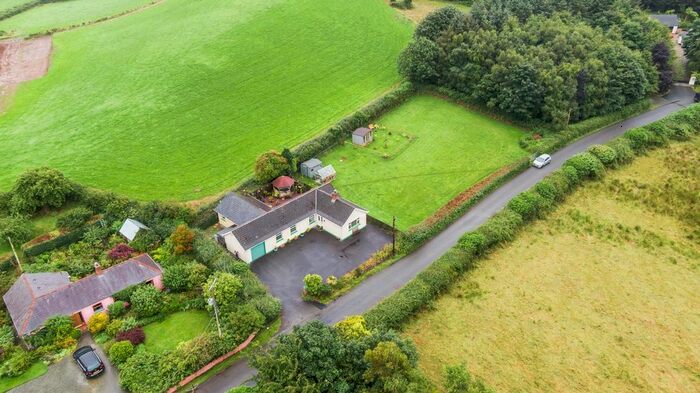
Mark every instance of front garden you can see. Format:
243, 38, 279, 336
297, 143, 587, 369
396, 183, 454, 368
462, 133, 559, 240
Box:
0, 168, 281, 393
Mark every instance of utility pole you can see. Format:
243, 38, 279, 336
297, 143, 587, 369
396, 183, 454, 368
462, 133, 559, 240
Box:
392, 216, 396, 255
7, 237, 22, 273
207, 277, 223, 338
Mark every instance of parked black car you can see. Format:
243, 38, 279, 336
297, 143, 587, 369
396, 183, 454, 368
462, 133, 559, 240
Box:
73, 346, 105, 378
694, 92, 700, 103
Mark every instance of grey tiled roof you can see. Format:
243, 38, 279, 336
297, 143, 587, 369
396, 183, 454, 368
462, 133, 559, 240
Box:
229, 185, 366, 250
650, 14, 679, 27
301, 158, 322, 168
215, 193, 269, 225
3, 254, 163, 335
353, 127, 372, 137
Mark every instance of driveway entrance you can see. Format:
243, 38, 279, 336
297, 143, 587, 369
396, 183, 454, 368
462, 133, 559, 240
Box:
252, 223, 391, 329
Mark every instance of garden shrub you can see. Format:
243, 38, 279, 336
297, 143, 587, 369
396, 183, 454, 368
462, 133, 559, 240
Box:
108, 340, 134, 366
561, 165, 580, 188
564, 153, 605, 179
129, 230, 161, 252
56, 207, 93, 231
303, 274, 328, 297
130, 285, 163, 318
588, 144, 617, 168
170, 224, 195, 255
116, 327, 145, 346
108, 243, 134, 261
0, 326, 14, 349
113, 285, 138, 302
507, 191, 546, 221
457, 232, 486, 257
118, 317, 138, 332
534, 178, 560, 203
163, 262, 208, 292
0, 216, 33, 244
106, 319, 123, 337
203, 272, 243, 312
26, 315, 80, 348
477, 209, 523, 248
87, 312, 109, 334
107, 300, 127, 318
254, 151, 290, 183
224, 304, 265, 344
119, 351, 165, 393
250, 296, 282, 324
0, 348, 34, 377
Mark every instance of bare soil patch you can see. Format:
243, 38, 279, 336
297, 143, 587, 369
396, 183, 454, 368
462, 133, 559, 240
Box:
0, 35, 51, 111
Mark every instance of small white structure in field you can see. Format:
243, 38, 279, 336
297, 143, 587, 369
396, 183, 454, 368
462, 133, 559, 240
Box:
690, 76, 696, 86
352, 127, 374, 146
119, 218, 149, 242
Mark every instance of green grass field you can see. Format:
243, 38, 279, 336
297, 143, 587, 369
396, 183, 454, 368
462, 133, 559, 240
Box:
321, 95, 526, 229
0, 0, 412, 201
0, 361, 47, 393
404, 139, 700, 392
0, 0, 153, 37
143, 310, 210, 353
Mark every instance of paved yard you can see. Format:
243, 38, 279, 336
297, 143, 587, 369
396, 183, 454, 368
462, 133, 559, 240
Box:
252, 224, 391, 329
11, 334, 122, 393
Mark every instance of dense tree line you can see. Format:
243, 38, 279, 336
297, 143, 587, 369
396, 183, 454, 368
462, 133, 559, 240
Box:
639, 0, 696, 12
684, 18, 700, 73
399, 0, 671, 128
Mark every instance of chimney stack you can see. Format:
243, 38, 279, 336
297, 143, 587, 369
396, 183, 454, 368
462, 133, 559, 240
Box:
331, 191, 339, 203
94, 262, 103, 275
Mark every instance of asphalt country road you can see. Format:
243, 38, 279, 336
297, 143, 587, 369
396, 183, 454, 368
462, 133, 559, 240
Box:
196, 86, 695, 392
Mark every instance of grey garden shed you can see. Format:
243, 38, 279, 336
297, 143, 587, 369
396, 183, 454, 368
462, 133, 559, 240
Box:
300, 158, 322, 178
352, 127, 373, 146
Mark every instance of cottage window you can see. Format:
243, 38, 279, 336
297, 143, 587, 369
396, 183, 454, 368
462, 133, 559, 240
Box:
290, 225, 298, 235
309, 215, 316, 225
276, 233, 283, 243
92, 303, 104, 313
349, 218, 360, 230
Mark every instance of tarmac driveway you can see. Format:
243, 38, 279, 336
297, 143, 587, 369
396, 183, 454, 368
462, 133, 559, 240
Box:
11, 334, 123, 393
252, 223, 391, 329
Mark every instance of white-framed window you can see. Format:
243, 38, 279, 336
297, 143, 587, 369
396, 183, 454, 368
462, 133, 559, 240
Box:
276, 233, 283, 243
290, 225, 297, 235
92, 303, 104, 313
309, 215, 316, 225
349, 218, 360, 230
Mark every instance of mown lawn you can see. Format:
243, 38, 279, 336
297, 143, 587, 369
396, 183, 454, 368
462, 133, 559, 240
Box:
404, 139, 700, 393
0, 0, 412, 201
0, 0, 153, 37
143, 310, 210, 353
0, 361, 47, 393
322, 95, 526, 229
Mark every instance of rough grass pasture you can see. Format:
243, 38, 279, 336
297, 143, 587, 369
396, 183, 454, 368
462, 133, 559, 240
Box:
404, 138, 700, 393
0, 0, 412, 200
322, 95, 526, 229
142, 310, 210, 354
0, 0, 154, 37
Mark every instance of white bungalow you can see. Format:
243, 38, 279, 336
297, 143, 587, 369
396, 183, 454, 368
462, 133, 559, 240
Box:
216, 185, 367, 263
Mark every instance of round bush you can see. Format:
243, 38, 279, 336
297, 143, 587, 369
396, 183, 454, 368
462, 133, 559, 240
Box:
108, 340, 135, 366
108, 301, 127, 318
457, 232, 486, 256
588, 144, 617, 168
507, 191, 546, 221
477, 209, 523, 248
106, 319, 123, 337
303, 274, 325, 297
607, 138, 634, 166
130, 285, 163, 318
250, 296, 282, 323
564, 153, 605, 179
623, 128, 652, 152
87, 312, 109, 334
224, 304, 265, 344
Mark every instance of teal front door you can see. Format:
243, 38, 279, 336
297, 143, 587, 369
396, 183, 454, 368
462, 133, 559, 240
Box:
251, 242, 266, 261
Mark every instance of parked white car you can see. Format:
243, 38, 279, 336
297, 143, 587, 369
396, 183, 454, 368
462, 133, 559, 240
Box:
532, 154, 552, 168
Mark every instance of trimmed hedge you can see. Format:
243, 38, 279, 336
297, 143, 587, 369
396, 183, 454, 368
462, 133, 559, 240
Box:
364, 103, 700, 331
22, 226, 89, 257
